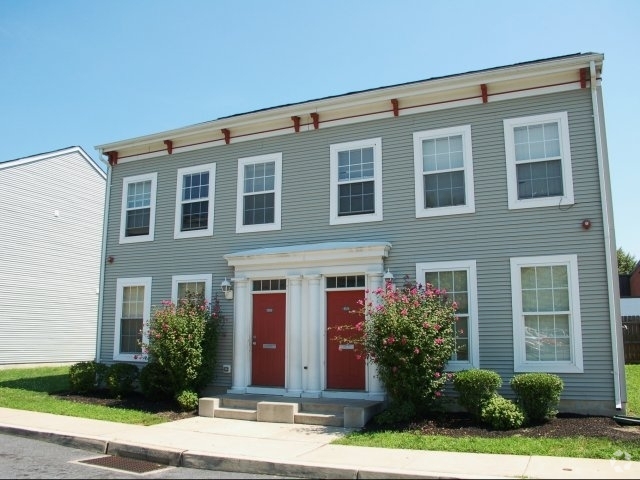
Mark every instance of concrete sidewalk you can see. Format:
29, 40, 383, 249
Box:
0, 407, 639, 479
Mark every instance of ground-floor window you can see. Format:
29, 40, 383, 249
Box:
114, 277, 151, 362
416, 261, 479, 370
510, 254, 583, 373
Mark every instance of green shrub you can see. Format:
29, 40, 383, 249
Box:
176, 389, 199, 411
510, 372, 563, 423
69, 361, 107, 393
452, 369, 502, 420
139, 362, 172, 400
142, 293, 222, 399
480, 394, 525, 430
105, 363, 139, 397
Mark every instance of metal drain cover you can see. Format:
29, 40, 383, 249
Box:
79, 455, 168, 474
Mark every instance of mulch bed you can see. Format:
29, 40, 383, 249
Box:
55, 390, 640, 442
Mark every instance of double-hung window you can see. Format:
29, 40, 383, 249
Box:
330, 138, 382, 225
504, 112, 574, 209
174, 163, 216, 239
114, 277, 151, 361
416, 261, 479, 370
510, 255, 583, 373
236, 153, 282, 233
119, 173, 157, 243
413, 126, 475, 217
171, 274, 212, 305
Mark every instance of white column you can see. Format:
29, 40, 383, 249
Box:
366, 272, 385, 400
229, 277, 250, 394
303, 274, 322, 397
286, 275, 303, 397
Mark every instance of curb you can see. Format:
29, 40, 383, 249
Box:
0, 424, 107, 454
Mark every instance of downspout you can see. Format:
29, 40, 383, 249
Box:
95, 151, 112, 363
590, 60, 623, 410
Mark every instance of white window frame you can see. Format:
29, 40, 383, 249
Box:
114, 277, 152, 362
235, 153, 282, 233
510, 254, 583, 373
171, 274, 213, 304
504, 112, 574, 210
119, 172, 158, 244
413, 125, 475, 218
173, 163, 216, 239
416, 260, 479, 371
329, 137, 383, 225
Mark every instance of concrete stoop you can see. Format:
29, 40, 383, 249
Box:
198, 394, 384, 428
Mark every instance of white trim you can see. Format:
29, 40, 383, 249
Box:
119, 172, 157, 244
173, 163, 216, 239
413, 125, 475, 218
113, 277, 151, 362
0, 146, 106, 178
171, 274, 213, 304
591, 60, 623, 409
97, 54, 603, 157
416, 260, 479, 370
235, 153, 282, 233
329, 138, 383, 225
504, 112, 574, 210
510, 254, 583, 373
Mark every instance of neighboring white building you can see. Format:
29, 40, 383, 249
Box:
0, 147, 106, 365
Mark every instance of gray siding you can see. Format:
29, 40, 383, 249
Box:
0, 150, 106, 364
101, 88, 616, 404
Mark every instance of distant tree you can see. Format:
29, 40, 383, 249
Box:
617, 248, 637, 275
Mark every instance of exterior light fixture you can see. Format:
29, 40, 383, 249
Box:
221, 277, 233, 300
383, 269, 395, 290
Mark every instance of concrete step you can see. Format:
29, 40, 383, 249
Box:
199, 395, 386, 428
212, 406, 258, 421
298, 401, 344, 416
294, 412, 344, 427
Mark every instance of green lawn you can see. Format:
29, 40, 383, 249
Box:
0, 366, 164, 425
334, 364, 640, 460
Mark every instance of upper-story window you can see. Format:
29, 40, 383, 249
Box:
504, 112, 574, 210
413, 125, 475, 217
174, 163, 216, 239
119, 173, 157, 244
510, 254, 583, 373
329, 138, 383, 225
236, 153, 282, 233
416, 260, 479, 370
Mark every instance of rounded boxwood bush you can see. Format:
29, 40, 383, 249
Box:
105, 363, 139, 397
510, 372, 563, 423
139, 362, 173, 400
69, 361, 107, 393
452, 369, 502, 420
480, 394, 525, 430
176, 390, 199, 411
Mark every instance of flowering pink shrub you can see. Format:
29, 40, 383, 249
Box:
141, 292, 221, 399
333, 280, 457, 422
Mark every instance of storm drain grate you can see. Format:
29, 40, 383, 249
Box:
79, 455, 168, 474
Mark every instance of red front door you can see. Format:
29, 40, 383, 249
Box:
251, 292, 286, 387
326, 290, 366, 390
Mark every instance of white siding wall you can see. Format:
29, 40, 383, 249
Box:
0, 149, 106, 364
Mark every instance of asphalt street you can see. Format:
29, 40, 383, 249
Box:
0, 433, 297, 479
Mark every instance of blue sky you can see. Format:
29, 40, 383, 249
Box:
1, 0, 638, 259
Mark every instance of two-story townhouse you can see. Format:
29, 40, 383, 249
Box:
95, 52, 625, 416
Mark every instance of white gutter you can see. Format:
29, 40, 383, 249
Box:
591, 61, 623, 409
95, 153, 111, 363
